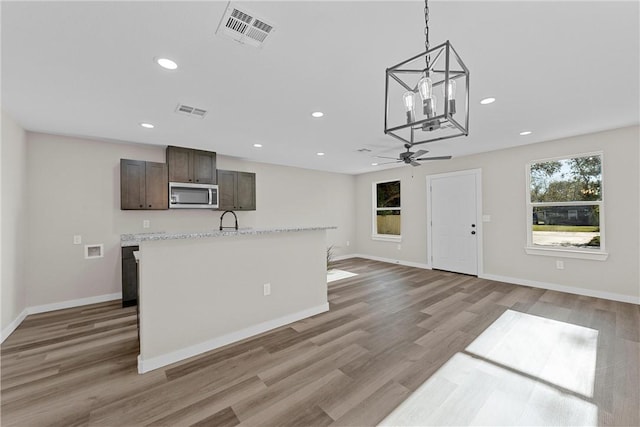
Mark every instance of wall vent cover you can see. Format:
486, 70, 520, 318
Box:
175, 104, 208, 119
216, 3, 275, 48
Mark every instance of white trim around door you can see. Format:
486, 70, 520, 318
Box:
426, 169, 483, 276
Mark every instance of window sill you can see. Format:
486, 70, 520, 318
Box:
372, 235, 402, 243
525, 246, 608, 261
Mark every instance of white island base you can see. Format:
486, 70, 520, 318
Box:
133, 227, 332, 373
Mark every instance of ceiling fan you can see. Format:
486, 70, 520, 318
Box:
375, 144, 452, 167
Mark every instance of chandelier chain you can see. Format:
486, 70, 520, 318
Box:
424, 0, 430, 69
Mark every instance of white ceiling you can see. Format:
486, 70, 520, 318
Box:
2, 1, 638, 175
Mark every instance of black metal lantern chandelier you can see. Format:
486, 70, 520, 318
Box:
384, 0, 469, 146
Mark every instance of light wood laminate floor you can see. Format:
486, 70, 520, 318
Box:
2, 258, 639, 426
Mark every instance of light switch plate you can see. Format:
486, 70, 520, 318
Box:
482, 215, 491, 222
73, 235, 82, 245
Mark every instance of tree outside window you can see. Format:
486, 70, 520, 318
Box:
527, 153, 604, 256
373, 180, 401, 240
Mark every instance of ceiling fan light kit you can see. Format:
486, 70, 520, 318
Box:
384, 0, 469, 146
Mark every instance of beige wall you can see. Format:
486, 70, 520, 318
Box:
212, 155, 355, 256
9, 124, 639, 329
355, 126, 640, 301
25, 132, 356, 307
1, 111, 28, 332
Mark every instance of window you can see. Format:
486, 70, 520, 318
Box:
373, 180, 401, 241
526, 153, 607, 260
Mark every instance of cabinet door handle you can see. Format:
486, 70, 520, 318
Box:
148, 205, 152, 208
139, 204, 143, 208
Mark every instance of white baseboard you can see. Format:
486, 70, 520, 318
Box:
336, 254, 639, 305
1, 308, 29, 343
337, 253, 431, 270
0, 292, 123, 344
333, 253, 358, 261
28, 292, 122, 315
480, 273, 640, 305
138, 302, 330, 374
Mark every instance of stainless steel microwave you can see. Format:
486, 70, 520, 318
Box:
169, 182, 219, 209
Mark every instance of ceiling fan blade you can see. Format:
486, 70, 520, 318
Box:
415, 156, 453, 161
413, 149, 428, 158
375, 160, 402, 165
410, 161, 421, 167
375, 155, 400, 160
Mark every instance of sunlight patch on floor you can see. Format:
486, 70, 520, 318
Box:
466, 309, 598, 396
379, 310, 599, 426
327, 269, 358, 283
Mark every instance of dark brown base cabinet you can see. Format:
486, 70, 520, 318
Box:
121, 246, 139, 307
167, 146, 217, 184
217, 170, 256, 211
120, 159, 168, 210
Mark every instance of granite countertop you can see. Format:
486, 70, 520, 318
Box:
120, 226, 337, 247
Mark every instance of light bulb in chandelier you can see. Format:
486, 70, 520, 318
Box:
445, 79, 456, 115
402, 91, 416, 123
418, 75, 436, 118
424, 95, 436, 120
418, 75, 432, 99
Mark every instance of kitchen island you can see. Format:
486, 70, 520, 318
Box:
121, 226, 335, 374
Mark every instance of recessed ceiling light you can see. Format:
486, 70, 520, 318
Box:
253, 143, 263, 148
140, 122, 155, 129
520, 131, 532, 136
480, 97, 496, 105
316, 152, 325, 156
371, 162, 379, 166
155, 57, 178, 70
311, 112, 324, 118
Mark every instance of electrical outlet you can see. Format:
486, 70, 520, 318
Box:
346, 240, 350, 247
263, 283, 271, 296
143, 220, 150, 229
73, 235, 82, 245
397, 244, 402, 250
556, 260, 564, 270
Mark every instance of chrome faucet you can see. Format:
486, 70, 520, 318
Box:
219, 210, 238, 231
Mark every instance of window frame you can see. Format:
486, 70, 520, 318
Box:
525, 151, 608, 261
372, 179, 402, 242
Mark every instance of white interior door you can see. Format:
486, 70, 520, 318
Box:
429, 171, 479, 275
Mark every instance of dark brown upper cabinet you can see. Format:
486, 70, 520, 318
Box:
167, 146, 216, 184
120, 159, 168, 210
217, 170, 256, 211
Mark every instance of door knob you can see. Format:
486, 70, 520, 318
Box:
471, 230, 476, 235
471, 224, 476, 227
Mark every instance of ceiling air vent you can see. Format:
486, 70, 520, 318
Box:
175, 104, 207, 119
216, 3, 276, 48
